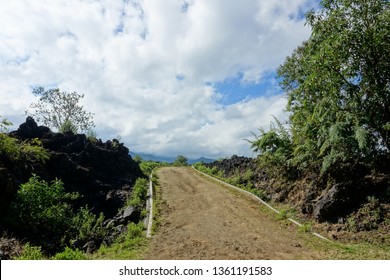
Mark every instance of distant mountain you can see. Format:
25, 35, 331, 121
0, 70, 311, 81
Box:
130, 152, 214, 164
188, 157, 214, 164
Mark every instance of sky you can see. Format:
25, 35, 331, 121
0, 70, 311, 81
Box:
0, 0, 319, 159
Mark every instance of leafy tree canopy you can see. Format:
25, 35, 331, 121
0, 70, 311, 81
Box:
27, 87, 95, 134
0, 116, 13, 133
276, 0, 390, 174
173, 155, 188, 166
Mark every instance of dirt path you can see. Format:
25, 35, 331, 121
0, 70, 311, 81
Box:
143, 167, 327, 260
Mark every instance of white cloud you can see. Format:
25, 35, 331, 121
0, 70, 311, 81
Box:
0, 0, 315, 158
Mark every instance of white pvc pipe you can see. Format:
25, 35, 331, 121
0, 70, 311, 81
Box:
146, 170, 154, 238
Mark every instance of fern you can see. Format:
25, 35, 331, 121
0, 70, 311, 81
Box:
354, 125, 368, 150
0, 134, 49, 163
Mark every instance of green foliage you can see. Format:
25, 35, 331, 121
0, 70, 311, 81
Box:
256, 0, 390, 178
52, 247, 87, 260
27, 87, 95, 133
2, 175, 107, 255
126, 178, 148, 208
193, 163, 224, 178
276, 207, 297, 221
114, 222, 146, 251
93, 222, 146, 260
346, 196, 383, 232
6, 175, 77, 246
85, 129, 98, 142
125, 222, 145, 240
173, 155, 188, 166
139, 160, 169, 176
59, 119, 78, 134
194, 163, 266, 200
299, 223, 313, 233
249, 117, 295, 178
0, 134, 49, 164
71, 206, 106, 245
134, 155, 143, 163
16, 243, 44, 260
0, 116, 13, 132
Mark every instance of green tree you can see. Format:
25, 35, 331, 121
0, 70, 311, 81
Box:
0, 116, 13, 133
277, 0, 390, 174
249, 117, 294, 178
173, 155, 188, 166
27, 87, 95, 133
5, 175, 77, 247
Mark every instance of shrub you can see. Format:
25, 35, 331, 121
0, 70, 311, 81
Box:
3, 175, 106, 255
5, 175, 77, 251
52, 247, 87, 260
16, 243, 44, 260
127, 178, 148, 208
346, 196, 383, 232
0, 134, 49, 164
71, 206, 106, 245
172, 155, 188, 166
0, 116, 13, 133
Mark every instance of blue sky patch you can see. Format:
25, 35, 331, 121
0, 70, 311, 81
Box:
211, 71, 282, 105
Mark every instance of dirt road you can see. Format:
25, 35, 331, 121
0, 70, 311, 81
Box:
143, 167, 327, 260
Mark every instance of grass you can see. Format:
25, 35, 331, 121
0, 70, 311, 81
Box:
89, 169, 163, 260
258, 203, 390, 260
89, 223, 148, 260
301, 233, 390, 260
196, 167, 390, 259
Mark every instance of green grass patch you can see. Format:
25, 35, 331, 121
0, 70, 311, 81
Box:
90, 222, 148, 260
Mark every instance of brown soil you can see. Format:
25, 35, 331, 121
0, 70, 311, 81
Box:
143, 167, 329, 260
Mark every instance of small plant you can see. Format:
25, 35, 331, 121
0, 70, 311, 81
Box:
299, 223, 313, 233
0, 135, 49, 164
248, 188, 266, 200
346, 196, 383, 232
126, 178, 148, 208
6, 175, 78, 242
52, 247, 87, 260
16, 243, 44, 260
172, 155, 188, 166
276, 207, 296, 221
113, 222, 145, 249
0, 116, 13, 132
71, 206, 106, 245
59, 119, 77, 134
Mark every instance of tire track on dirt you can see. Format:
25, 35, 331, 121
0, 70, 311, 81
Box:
143, 167, 327, 260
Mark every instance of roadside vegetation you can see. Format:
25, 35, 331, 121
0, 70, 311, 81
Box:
1, 92, 155, 259
193, 162, 266, 200
1, 111, 107, 259
195, 0, 390, 255
250, 0, 389, 199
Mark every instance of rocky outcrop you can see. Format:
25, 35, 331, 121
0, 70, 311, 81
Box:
312, 183, 355, 222
3, 116, 144, 222
204, 155, 389, 223
0, 167, 16, 215
205, 155, 268, 182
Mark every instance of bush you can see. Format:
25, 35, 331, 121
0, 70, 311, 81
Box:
71, 206, 106, 245
16, 243, 44, 260
0, 134, 49, 164
172, 155, 188, 166
126, 178, 148, 208
3, 175, 106, 255
347, 196, 383, 232
249, 117, 295, 178
139, 161, 168, 176
52, 247, 87, 260
119, 222, 146, 249
6, 175, 77, 245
